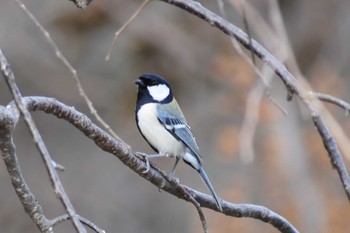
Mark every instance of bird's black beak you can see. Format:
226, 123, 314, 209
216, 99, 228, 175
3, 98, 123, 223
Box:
134, 79, 144, 87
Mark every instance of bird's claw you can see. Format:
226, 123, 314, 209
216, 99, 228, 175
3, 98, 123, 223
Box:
169, 173, 180, 183
137, 152, 150, 173
142, 157, 150, 174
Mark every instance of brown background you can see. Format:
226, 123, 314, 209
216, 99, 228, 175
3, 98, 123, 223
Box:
1, 0, 350, 232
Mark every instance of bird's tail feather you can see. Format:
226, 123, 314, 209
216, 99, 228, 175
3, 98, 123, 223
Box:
198, 167, 222, 212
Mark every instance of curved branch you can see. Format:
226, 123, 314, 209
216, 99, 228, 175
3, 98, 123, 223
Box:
158, 0, 350, 200
4, 96, 299, 233
51, 214, 106, 233
315, 93, 350, 113
0, 106, 53, 233
161, 0, 298, 95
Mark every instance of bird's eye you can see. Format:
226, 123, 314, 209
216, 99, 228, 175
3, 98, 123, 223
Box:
149, 80, 157, 86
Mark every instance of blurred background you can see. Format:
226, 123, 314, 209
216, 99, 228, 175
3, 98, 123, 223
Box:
1, 0, 350, 232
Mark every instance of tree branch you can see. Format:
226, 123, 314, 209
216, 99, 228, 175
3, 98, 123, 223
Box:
160, 0, 298, 95
0, 106, 53, 233
312, 115, 350, 194
51, 214, 106, 233
315, 92, 350, 114
15, 0, 129, 149
0, 104, 105, 233
0, 49, 86, 233
2, 96, 299, 233
157, 0, 350, 201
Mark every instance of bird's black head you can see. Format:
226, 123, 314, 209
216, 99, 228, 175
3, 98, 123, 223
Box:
135, 74, 173, 105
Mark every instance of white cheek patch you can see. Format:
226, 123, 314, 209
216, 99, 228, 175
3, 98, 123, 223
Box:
147, 84, 170, 102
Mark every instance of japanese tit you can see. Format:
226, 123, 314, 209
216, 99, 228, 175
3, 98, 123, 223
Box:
135, 73, 222, 211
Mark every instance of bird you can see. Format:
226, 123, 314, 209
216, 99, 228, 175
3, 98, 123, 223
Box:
134, 73, 222, 211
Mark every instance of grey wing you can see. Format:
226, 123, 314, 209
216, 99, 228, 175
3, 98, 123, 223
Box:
156, 102, 203, 162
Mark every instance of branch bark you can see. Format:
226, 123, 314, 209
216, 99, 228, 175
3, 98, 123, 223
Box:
0, 106, 53, 233
1, 96, 299, 233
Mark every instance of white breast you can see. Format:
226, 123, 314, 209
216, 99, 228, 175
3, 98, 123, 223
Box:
137, 103, 185, 157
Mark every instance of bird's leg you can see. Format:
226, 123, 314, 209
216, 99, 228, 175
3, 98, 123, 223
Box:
170, 157, 180, 176
137, 152, 168, 173
169, 157, 180, 183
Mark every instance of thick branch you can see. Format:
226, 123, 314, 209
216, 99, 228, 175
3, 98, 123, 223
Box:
4, 96, 299, 233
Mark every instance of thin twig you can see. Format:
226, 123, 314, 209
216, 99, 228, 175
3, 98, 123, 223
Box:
163, 0, 297, 94
315, 92, 350, 114
237, 0, 261, 163
217, 0, 287, 162
4, 96, 299, 233
216, 0, 253, 66
106, 0, 150, 61
78, 215, 106, 233
51, 160, 66, 172
238, 0, 256, 65
15, 0, 130, 149
51, 214, 106, 233
0, 49, 86, 233
238, 80, 264, 162
313, 92, 350, 162
266, 91, 288, 116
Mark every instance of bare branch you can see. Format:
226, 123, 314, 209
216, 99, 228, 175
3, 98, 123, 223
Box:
2, 96, 299, 233
188, 188, 298, 233
312, 115, 350, 195
0, 49, 86, 233
77, 216, 106, 233
315, 93, 350, 114
0, 106, 53, 233
238, 80, 264, 162
106, 0, 150, 61
51, 214, 106, 233
217, 0, 287, 162
157, 0, 350, 201
15, 0, 130, 149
